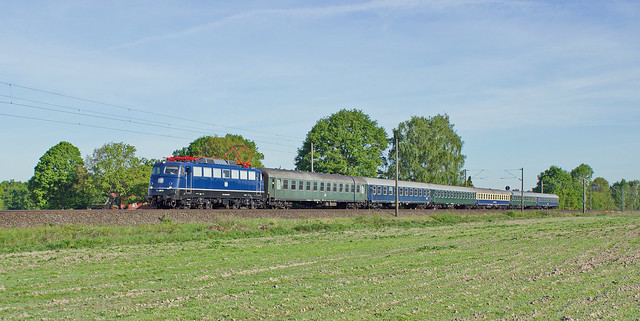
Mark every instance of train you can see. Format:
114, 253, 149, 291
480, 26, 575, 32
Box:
147, 157, 559, 210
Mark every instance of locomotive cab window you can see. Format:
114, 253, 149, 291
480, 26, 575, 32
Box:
164, 166, 179, 175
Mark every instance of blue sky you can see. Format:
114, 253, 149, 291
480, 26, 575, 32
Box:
1, 0, 639, 190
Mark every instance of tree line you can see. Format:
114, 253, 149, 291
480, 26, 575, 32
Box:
532, 163, 639, 211
1, 109, 636, 211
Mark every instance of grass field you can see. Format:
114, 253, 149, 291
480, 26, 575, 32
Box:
1, 211, 639, 320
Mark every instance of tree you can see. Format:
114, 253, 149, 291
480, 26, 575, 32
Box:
173, 134, 264, 168
28, 141, 85, 209
570, 163, 594, 183
386, 115, 465, 185
534, 165, 578, 209
86, 142, 152, 209
589, 177, 615, 210
0, 180, 34, 210
295, 109, 388, 177
612, 179, 640, 211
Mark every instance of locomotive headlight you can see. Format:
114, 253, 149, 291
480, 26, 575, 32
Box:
158, 177, 164, 184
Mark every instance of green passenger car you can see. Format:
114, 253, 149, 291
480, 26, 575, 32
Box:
426, 183, 476, 208
260, 168, 367, 208
510, 191, 542, 208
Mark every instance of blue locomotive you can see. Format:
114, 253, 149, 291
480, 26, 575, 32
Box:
147, 157, 559, 209
148, 157, 263, 209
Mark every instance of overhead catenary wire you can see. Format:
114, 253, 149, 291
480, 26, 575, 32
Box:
0, 81, 306, 153
0, 107, 296, 155
0, 81, 304, 144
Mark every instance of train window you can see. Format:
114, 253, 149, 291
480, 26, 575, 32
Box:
371, 186, 376, 195
291, 180, 296, 190
389, 187, 393, 196
299, 181, 304, 190
240, 171, 248, 180
307, 182, 311, 191
248, 171, 256, 180
231, 170, 240, 179
340, 184, 344, 193
334, 184, 338, 192
203, 167, 212, 178
222, 169, 231, 179
213, 168, 222, 178
377, 186, 382, 195
193, 167, 203, 177
320, 182, 324, 192
152, 166, 161, 175
164, 166, 179, 175
277, 179, 282, 190
383, 187, 387, 195
405, 188, 408, 196
314, 182, 318, 191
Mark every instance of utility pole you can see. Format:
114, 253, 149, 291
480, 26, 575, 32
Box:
541, 180, 544, 194
311, 142, 314, 173
395, 136, 399, 217
582, 178, 586, 214
622, 185, 625, 212
520, 168, 524, 212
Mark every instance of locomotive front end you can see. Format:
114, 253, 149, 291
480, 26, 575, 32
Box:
148, 161, 183, 208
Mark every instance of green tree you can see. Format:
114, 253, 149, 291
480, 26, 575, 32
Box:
28, 141, 85, 209
570, 164, 594, 183
0, 180, 35, 210
86, 142, 152, 209
534, 165, 578, 209
387, 115, 465, 185
173, 134, 264, 168
589, 177, 615, 210
612, 179, 640, 211
295, 109, 388, 177
570, 163, 595, 210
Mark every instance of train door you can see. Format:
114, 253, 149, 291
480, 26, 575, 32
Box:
182, 166, 192, 194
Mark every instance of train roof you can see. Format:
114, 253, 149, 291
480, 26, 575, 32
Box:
258, 168, 367, 184
359, 177, 432, 189
510, 190, 559, 199
474, 187, 511, 195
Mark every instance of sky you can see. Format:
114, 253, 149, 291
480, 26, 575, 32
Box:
1, 0, 639, 191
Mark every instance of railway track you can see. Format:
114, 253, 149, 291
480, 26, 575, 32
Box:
0, 208, 573, 228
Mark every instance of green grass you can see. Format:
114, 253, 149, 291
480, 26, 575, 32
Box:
1, 211, 639, 320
